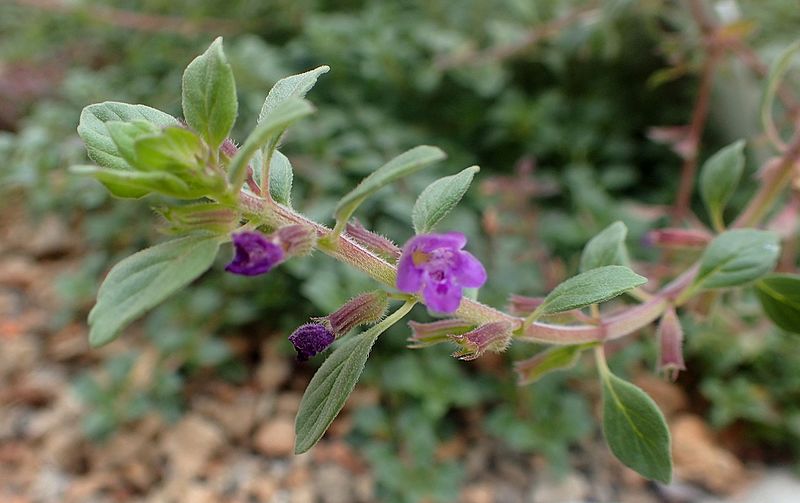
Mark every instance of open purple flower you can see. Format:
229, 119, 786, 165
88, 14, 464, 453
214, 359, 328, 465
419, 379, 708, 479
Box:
397, 232, 487, 313
288, 323, 335, 361
225, 231, 284, 276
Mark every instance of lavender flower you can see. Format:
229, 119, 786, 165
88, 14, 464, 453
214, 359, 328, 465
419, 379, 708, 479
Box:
397, 232, 486, 313
225, 231, 285, 276
288, 323, 335, 361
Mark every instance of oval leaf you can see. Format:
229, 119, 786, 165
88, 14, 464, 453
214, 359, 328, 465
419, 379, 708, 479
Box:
580, 221, 630, 272
269, 150, 294, 205
412, 165, 479, 234
334, 145, 446, 226
756, 273, 800, 333
181, 37, 238, 151
514, 343, 595, 386
699, 140, 745, 230
70, 165, 194, 199
87, 235, 220, 347
77, 102, 178, 171
601, 371, 672, 483
694, 229, 780, 290
539, 265, 647, 315
294, 329, 382, 454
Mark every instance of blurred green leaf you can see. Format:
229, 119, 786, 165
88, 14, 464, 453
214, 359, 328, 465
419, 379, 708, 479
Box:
259, 65, 330, 123
699, 140, 745, 231
579, 221, 630, 272
181, 37, 238, 151
761, 39, 800, 149
412, 165, 479, 234
515, 343, 595, 385
756, 274, 800, 333
694, 229, 780, 290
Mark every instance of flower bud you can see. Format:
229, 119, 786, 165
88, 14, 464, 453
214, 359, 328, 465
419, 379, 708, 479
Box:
225, 231, 284, 276
450, 321, 513, 361
288, 323, 335, 361
643, 228, 711, 249
220, 137, 238, 159
407, 318, 475, 348
658, 307, 685, 381
317, 290, 388, 337
346, 219, 401, 261
276, 224, 316, 257
507, 294, 545, 316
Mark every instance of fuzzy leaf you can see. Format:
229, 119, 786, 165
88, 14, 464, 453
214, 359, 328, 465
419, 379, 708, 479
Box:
269, 150, 294, 205
87, 235, 220, 347
580, 221, 630, 272
77, 102, 178, 171
538, 266, 646, 315
412, 166, 479, 234
294, 329, 382, 454
227, 98, 314, 190
133, 127, 206, 172
602, 371, 672, 483
699, 140, 745, 229
334, 146, 446, 226
694, 229, 780, 289
259, 65, 330, 123
105, 120, 160, 166
181, 37, 237, 151
756, 274, 800, 333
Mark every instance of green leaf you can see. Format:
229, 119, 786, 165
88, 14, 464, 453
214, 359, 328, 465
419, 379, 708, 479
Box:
87, 235, 220, 347
761, 40, 800, 150
259, 65, 330, 123
537, 266, 647, 315
295, 301, 416, 453
699, 140, 745, 230
601, 371, 672, 483
756, 274, 800, 333
514, 343, 595, 385
181, 37, 237, 151
269, 150, 293, 205
77, 102, 178, 171
334, 145, 446, 227
226, 98, 314, 190
70, 165, 193, 199
694, 229, 780, 290
579, 221, 630, 272
134, 127, 206, 172
412, 166, 479, 234
105, 120, 160, 166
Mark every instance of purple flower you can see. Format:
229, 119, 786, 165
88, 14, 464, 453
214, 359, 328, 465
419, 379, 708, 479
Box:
288, 323, 335, 361
225, 231, 284, 276
397, 232, 487, 314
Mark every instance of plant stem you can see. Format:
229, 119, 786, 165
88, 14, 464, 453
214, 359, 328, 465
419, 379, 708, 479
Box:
240, 192, 698, 345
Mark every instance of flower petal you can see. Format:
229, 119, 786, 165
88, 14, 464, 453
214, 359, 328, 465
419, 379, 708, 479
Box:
225, 231, 285, 276
402, 232, 467, 254
454, 251, 487, 288
396, 252, 424, 292
423, 278, 462, 314
288, 323, 335, 361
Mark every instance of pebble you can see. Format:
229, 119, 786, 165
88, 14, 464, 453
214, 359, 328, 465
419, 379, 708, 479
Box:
254, 416, 295, 457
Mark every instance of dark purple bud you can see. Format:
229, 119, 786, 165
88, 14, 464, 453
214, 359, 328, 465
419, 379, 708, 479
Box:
276, 224, 317, 257
407, 318, 474, 348
507, 294, 546, 316
658, 307, 685, 381
346, 219, 402, 261
318, 290, 388, 336
449, 321, 513, 361
225, 231, 284, 276
643, 228, 711, 249
288, 323, 335, 361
